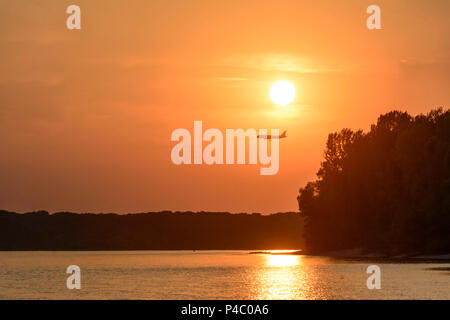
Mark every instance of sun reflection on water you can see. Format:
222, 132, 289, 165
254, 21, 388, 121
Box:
252, 253, 309, 299
266, 254, 300, 267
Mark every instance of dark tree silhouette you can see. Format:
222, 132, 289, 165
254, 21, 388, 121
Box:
298, 108, 450, 255
0, 211, 303, 250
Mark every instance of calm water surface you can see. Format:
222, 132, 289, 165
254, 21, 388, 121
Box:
0, 251, 448, 299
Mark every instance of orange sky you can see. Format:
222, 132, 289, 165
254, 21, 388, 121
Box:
1, 0, 449, 213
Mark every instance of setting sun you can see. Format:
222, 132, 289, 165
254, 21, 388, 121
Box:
270, 81, 296, 106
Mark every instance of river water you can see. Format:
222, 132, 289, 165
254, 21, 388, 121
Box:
0, 250, 448, 299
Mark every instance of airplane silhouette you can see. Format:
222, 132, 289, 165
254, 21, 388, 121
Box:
257, 130, 287, 139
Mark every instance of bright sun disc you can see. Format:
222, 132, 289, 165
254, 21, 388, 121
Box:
270, 81, 295, 106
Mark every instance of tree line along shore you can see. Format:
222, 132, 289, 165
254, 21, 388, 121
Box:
0, 210, 303, 250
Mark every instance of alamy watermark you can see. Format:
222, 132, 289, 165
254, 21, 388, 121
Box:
66, 5, 81, 30
66, 265, 81, 289
171, 121, 280, 175
366, 265, 381, 289
367, 5, 381, 30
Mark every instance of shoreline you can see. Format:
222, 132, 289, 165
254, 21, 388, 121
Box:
250, 249, 450, 262
1, 249, 449, 262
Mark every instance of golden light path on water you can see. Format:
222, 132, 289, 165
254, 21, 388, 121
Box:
255, 252, 308, 300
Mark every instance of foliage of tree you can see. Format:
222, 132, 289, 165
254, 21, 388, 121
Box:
298, 108, 450, 255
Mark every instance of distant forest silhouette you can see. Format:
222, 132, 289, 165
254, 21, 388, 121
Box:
298, 108, 450, 255
0, 211, 303, 250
